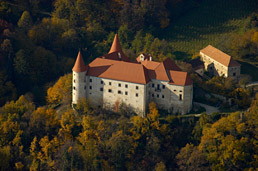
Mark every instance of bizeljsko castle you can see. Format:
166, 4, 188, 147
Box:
72, 34, 193, 117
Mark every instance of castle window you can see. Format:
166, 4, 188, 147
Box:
162, 85, 165, 89
118, 83, 121, 87
136, 86, 139, 90
136, 93, 138, 97
74, 79, 75, 83
118, 90, 122, 94
125, 84, 128, 88
157, 94, 159, 98
162, 95, 164, 98
100, 88, 103, 91
90, 86, 92, 89
73, 86, 76, 90
125, 91, 128, 95
101, 80, 103, 84
179, 90, 182, 92
152, 84, 154, 88
179, 94, 182, 101
90, 79, 92, 82
109, 82, 112, 85
174, 90, 176, 92
108, 89, 112, 93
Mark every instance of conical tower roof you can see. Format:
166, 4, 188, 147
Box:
108, 34, 122, 54
72, 51, 87, 72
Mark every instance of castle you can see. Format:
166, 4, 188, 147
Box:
72, 34, 193, 117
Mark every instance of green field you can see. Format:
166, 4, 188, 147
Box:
160, 0, 258, 59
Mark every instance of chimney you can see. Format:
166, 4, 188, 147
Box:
149, 56, 152, 61
118, 52, 121, 60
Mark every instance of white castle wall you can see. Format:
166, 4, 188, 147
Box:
72, 71, 87, 104
86, 76, 147, 117
146, 79, 193, 114
72, 72, 192, 116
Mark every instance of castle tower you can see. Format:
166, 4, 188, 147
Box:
109, 34, 122, 54
72, 51, 87, 105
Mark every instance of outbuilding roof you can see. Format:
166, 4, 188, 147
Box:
200, 45, 240, 67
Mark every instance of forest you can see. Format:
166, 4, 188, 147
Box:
1, 0, 258, 170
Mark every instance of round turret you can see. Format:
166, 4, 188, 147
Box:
72, 51, 87, 105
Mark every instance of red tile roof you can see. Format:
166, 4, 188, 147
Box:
169, 70, 193, 86
87, 58, 150, 84
141, 60, 160, 70
102, 34, 130, 62
200, 45, 240, 67
73, 34, 192, 86
72, 51, 87, 72
109, 34, 122, 53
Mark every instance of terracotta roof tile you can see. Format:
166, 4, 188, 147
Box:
229, 59, 241, 67
102, 51, 130, 62
109, 34, 122, 53
141, 60, 160, 70
87, 58, 150, 84
200, 45, 237, 67
169, 70, 193, 86
72, 51, 87, 72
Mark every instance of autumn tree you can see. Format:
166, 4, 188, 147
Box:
17, 11, 33, 31
47, 74, 72, 105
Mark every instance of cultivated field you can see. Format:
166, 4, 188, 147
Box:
161, 0, 258, 59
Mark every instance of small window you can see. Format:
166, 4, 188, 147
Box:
162, 85, 165, 89
74, 79, 75, 83
157, 94, 159, 98
101, 80, 103, 84
125, 91, 128, 95
233, 72, 236, 76
179, 94, 182, 101
109, 82, 112, 85
136, 86, 139, 90
118, 83, 121, 87
73, 86, 76, 90
162, 95, 164, 98
84, 86, 86, 90
108, 89, 112, 93
136, 93, 138, 97
125, 84, 128, 88
118, 90, 122, 94
89, 86, 92, 89
152, 94, 154, 97
152, 84, 154, 88
90, 79, 92, 82
174, 90, 176, 92
179, 90, 182, 92
100, 88, 103, 91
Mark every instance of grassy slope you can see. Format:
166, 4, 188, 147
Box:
160, 0, 258, 59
